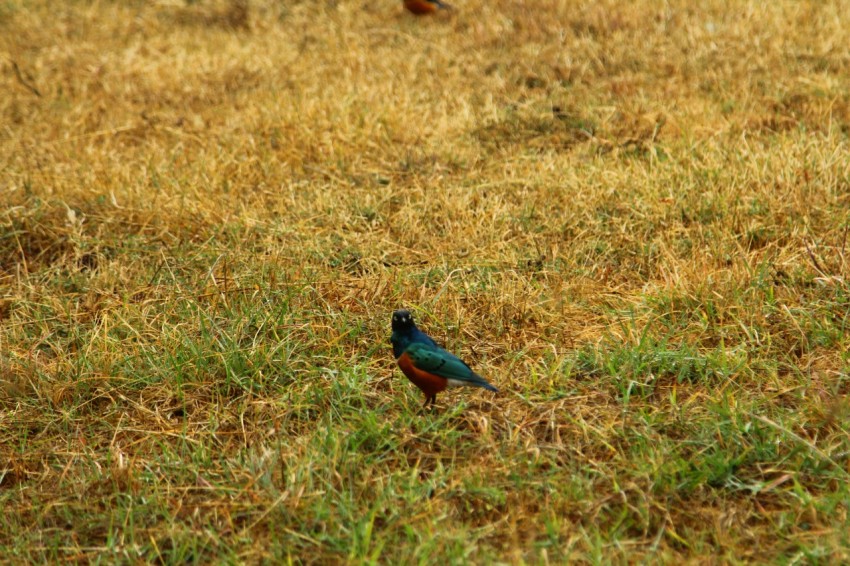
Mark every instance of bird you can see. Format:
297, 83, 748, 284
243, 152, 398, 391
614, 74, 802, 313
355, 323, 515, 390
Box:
390, 309, 498, 407
402, 0, 451, 15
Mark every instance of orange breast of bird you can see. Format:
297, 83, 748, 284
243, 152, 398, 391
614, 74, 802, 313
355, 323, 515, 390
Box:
398, 351, 448, 396
403, 0, 440, 14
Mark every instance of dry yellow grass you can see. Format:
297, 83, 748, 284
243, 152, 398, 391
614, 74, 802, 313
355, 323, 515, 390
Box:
2, 0, 850, 562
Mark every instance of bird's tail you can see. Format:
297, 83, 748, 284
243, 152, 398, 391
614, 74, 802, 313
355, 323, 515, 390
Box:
470, 373, 498, 392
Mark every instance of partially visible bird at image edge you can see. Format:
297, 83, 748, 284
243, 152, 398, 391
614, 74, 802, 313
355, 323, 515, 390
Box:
403, 0, 451, 15
390, 309, 498, 407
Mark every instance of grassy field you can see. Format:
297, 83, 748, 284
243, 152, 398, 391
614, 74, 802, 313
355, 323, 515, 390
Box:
2, 0, 850, 562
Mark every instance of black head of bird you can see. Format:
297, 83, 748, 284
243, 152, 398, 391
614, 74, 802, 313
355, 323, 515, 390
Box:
391, 309, 414, 333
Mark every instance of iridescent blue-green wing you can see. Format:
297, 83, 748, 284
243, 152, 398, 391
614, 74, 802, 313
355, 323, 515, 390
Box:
404, 342, 498, 391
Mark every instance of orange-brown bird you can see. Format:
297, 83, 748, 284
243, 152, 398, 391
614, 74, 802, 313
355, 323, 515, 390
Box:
403, 0, 451, 15
391, 310, 497, 407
